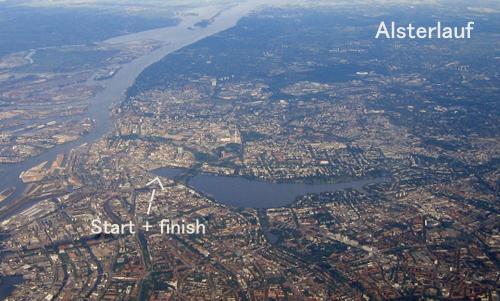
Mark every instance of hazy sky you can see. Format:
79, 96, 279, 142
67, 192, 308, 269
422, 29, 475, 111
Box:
1, 0, 498, 17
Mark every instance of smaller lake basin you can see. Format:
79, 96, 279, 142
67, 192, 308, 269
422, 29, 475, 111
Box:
0, 275, 23, 300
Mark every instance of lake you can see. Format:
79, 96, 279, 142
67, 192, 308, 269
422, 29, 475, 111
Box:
154, 168, 386, 208
0, 275, 23, 300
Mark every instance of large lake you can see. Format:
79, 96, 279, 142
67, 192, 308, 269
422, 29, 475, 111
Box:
154, 168, 386, 208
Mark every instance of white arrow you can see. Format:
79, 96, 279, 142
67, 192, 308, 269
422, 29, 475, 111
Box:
147, 189, 156, 215
146, 177, 165, 190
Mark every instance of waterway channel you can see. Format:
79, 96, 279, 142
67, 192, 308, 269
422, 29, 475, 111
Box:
0, 2, 266, 215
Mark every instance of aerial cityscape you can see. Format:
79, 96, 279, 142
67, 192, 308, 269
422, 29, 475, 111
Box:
0, 0, 498, 300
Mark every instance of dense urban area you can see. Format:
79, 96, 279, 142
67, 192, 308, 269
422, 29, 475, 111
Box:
0, 2, 498, 300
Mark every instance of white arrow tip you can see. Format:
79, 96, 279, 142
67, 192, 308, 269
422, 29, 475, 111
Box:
146, 177, 165, 190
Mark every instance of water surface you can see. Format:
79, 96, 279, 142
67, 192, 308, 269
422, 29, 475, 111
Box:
0, 275, 23, 300
154, 168, 386, 208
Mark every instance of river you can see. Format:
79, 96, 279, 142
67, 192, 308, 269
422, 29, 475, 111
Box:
0, 1, 268, 212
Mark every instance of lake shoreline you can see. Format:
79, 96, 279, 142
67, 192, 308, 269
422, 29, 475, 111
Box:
154, 167, 388, 209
